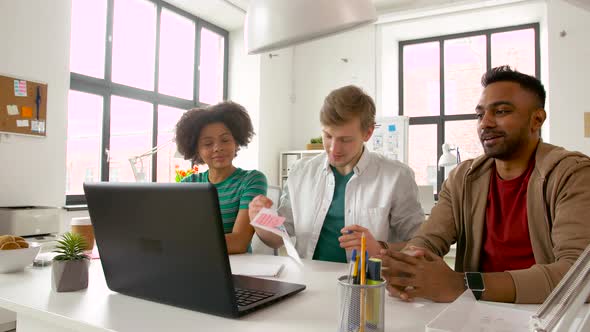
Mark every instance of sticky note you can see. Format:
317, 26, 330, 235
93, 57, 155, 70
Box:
16, 119, 29, 127
6, 105, 19, 115
21, 106, 33, 118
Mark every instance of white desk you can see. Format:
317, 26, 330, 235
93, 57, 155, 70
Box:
0, 255, 525, 332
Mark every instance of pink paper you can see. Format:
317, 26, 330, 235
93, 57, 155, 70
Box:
253, 213, 285, 228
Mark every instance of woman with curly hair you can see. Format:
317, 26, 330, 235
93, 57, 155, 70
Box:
175, 101, 267, 254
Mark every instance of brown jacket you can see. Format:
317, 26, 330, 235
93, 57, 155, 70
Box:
408, 142, 590, 303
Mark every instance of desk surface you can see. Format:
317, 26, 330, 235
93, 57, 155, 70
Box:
0, 255, 531, 332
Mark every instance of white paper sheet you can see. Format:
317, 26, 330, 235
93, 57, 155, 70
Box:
426, 291, 533, 332
251, 208, 303, 266
231, 262, 285, 277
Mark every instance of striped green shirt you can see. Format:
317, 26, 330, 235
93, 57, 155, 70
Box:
182, 168, 268, 233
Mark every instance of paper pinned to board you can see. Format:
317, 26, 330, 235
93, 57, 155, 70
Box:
14, 80, 27, 97
251, 208, 303, 266
6, 105, 19, 115
426, 291, 532, 332
21, 106, 33, 118
16, 119, 29, 127
31, 120, 45, 134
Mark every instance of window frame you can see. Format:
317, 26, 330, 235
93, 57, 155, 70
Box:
67, 0, 229, 205
399, 23, 540, 195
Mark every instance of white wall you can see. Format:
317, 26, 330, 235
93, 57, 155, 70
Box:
258, 49, 294, 185
290, 25, 377, 150
546, 0, 590, 155
228, 28, 261, 171
0, 0, 71, 207
228, 29, 293, 186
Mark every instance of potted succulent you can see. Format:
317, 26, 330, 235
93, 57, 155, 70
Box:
306, 136, 324, 150
52, 232, 90, 292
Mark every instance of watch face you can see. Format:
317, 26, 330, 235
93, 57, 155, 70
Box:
466, 272, 485, 291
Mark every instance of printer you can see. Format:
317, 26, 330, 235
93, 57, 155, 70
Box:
0, 206, 60, 241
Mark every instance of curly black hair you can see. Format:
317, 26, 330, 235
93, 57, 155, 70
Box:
175, 101, 254, 164
481, 65, 546, 108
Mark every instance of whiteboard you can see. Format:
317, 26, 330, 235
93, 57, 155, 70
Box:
366, 116, 409, 164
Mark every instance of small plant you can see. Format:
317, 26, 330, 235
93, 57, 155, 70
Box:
53, 232, 89, 261
310, 136, 323, 144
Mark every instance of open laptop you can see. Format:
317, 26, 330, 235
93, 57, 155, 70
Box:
83, 182, 305, 318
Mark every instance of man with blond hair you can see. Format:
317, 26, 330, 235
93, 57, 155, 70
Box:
250, 85, 424, 262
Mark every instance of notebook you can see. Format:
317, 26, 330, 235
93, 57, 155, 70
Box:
231, 262, 285, 277
84, 182, 305, 318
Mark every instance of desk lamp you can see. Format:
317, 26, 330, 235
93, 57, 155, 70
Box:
128, 139, 182, 182
438, 143, 461, 169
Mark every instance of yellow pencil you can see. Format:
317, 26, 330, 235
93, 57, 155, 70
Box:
360, 233, 366, 332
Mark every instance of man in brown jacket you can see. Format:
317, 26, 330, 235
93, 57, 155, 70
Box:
380, 66, 590, 304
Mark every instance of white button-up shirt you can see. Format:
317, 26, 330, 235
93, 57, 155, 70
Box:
278, 148, 424, 259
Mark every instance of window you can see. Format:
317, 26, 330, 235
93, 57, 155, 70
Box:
400, 24, 539, 194
67, 0, 229, 204
66, 91, 103, 196
199, 27, 226, 105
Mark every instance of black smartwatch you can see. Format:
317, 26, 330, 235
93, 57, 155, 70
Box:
464, 272, 485, 300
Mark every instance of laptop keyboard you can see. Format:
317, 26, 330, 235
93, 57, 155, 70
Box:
235, 288, 275, 307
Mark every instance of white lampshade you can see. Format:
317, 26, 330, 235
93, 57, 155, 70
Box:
438, 143, 458, 168
245, 0, 377, 55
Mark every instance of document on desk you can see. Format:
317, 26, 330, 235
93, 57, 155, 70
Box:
231, 261, 285, 277
251, 208, 303, 266
426, 291, 532, 332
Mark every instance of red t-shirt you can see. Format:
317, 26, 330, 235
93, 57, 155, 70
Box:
480, 159, 537, 273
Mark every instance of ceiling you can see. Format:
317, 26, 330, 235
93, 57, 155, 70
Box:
164, 0, 466, 31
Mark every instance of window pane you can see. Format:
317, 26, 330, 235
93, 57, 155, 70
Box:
70, 0, 107, 78
112, 0, 156, 90
491, 28, 536, 76
444, 36, 487, 115
403, 42, 440, 117
445, 120, 483, 162
110, 96, 153, 182
199, 28, 225, 105
158, 9, 195, 99
156, 105, 190, 182
66, 91, 103, 195
408, 124, 438, 193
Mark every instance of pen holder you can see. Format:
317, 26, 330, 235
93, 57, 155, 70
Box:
337, 275, 385, 332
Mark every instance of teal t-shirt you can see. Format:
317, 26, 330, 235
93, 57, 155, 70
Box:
182, 168, 268, 233
312, 166, 354, 263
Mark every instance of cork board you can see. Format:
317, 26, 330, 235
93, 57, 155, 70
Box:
0, 74, 48, 136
